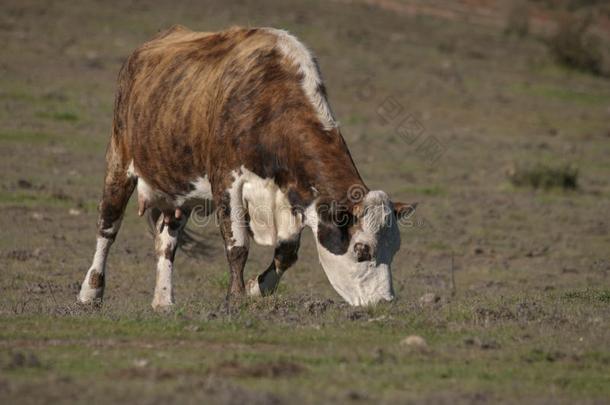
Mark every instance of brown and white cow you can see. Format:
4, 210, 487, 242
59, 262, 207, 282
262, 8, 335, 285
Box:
78, 25, 414, 308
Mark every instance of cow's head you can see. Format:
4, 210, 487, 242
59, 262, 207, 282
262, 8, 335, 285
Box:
311, 190, 415, 306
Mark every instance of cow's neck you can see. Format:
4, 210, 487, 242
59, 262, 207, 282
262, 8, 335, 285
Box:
304, 127, 367, 207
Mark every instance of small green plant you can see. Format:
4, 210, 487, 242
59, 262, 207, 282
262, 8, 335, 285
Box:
211, 272, 230, 291
548, 13, 604, 76
36, 110, 79, 122
508, 163, 578, 190
563, 289, 610, 303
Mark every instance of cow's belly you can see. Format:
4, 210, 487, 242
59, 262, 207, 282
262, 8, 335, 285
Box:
130, 158, 214, 213
241, 171, 302, 246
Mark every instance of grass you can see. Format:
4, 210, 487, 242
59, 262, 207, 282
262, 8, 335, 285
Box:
562, 289, 610, 304
547, 13, 605, 77
0, 131, 57, 144
0, 292, 608, 402
509, 82, 610, 105
36, 111, 80, 122
507, 163, 579, 190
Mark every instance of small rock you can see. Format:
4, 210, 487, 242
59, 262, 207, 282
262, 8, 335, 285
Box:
68, 208, 82, 216
473, 247, 484, 255
419, 293, 440, 307
400, 335, 428, 351
133, 359, 149, 368
184, 324, 201, 332
31, 212, 45, 221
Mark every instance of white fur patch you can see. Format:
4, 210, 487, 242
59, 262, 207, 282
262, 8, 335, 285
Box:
175, 176, 213, 206
136, 176, 176, 212
239, 167, 302, 246
225, 169, 249, 249
127, 159, 136, 178
266, 28, 337, 130
152, 221, 179, 309
78, 236, 111, 303
152, 257, 174, 309
90, 236, 111, 271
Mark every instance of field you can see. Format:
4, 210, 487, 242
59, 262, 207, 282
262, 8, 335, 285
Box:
1, 0, 609, 403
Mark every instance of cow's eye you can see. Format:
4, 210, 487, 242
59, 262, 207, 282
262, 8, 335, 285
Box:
353, 242, 371, 262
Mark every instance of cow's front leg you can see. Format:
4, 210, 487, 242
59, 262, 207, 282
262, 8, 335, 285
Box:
151, 210, 187, 310
78, 142, 136, 304
247, 235, 300, 297
217, 192, 250, 297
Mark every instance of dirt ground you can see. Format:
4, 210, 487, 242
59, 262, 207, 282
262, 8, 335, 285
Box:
0, 0, 609, 403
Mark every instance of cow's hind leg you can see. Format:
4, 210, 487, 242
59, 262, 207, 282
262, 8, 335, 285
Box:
246, 235, 300, 297
78, 139, 135, 304
150, 209, 187, 310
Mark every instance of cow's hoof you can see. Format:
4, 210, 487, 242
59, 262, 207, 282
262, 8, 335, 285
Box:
151, 300, 174, 312
77, 285, 104, 304
246, 277, 261, 297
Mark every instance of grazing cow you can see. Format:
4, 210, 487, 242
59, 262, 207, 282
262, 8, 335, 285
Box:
78, 25, 414, 308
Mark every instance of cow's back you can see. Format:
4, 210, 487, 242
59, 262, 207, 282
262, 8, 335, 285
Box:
116, 26, 288, 196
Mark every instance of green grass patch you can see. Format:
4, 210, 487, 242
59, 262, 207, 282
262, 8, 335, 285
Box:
399, 185, 446, 197
36, 111, 80, 122
0, 89, 37, 102
509, 83, 610, 106
0, 191, 75, 208
0, 131, 56, 144
508, 163, 578, 190
562, 289, 610, 304
1, 314, 609, 401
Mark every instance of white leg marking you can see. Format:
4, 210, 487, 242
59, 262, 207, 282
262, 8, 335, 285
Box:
152, 257, 174, 309
151, 221, 180, 309
246, 266, 283, 297
246, 277, 262, 297
78, 236, 111, 303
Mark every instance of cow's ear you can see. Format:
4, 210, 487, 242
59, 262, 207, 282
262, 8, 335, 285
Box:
393, 202, 417, 220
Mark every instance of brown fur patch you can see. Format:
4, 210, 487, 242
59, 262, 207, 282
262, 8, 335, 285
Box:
89, 272, 105, 289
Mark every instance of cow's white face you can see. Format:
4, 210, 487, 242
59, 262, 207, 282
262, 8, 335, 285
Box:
309, 190, 410, 306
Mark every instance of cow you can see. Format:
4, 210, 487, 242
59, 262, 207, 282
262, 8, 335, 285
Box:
77, 25, 415, 309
